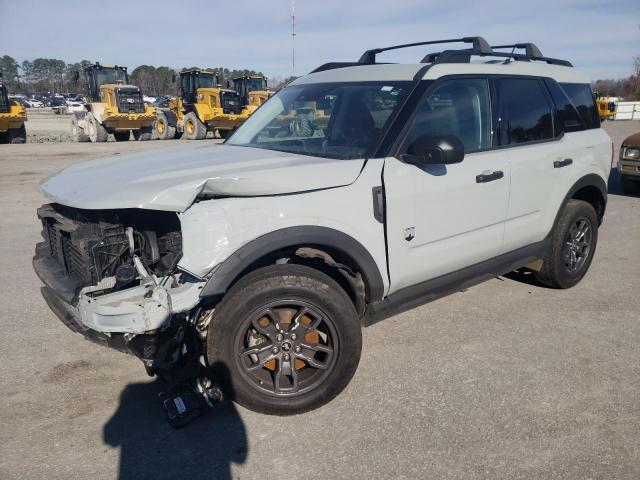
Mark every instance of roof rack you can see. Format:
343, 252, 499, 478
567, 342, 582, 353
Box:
421, 45, 572, 67
491, 43, 543, 58
358, 36, 492, 64
309, 37, 572, 73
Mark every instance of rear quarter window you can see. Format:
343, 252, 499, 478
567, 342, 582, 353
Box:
559, 83, 600, 130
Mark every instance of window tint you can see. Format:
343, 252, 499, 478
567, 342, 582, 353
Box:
404, 78, 492, 153
559, 83, 600, 129
499, 78, 553, 145
544, 79, 583, 133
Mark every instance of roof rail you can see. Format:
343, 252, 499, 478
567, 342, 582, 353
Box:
422, 47, 572, 67
357, 36, 492, 64
491, 43, 543, 58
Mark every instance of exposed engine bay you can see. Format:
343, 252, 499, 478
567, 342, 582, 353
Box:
34, 203, 219, 426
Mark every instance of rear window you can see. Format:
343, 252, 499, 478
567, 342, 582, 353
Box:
559, 83, 600, 130
544, 79, 583, 133
498, 78, 554, 145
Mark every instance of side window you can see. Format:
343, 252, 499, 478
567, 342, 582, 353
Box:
544, 79, 583, 133
559, 83, 600, 129
404, 78, 492, 154
498, 78, 553, 145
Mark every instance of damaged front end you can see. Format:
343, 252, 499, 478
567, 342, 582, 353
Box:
33, 204, 208, 372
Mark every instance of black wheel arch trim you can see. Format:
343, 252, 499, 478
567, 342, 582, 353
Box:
199, 226, 386, 303
554, 174, 607, 229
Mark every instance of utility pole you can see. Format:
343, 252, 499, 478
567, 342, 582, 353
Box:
291, 0, 296, 76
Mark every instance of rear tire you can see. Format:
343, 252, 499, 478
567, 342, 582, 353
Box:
9, 124, 26, 144
71, 116, 89, 143
182, 112, 207, 140
86, 113, 108, 143
113, 131, 130, 142
133, 127, 152, 141
155, 111, 176, 140
535, 199, 598, 289
207, 264, 362, 415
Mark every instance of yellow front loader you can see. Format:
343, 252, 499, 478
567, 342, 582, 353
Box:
155, 69, 247, 140
594, 92, 616, 122
231, 75, 272, 115
0, 74, 27, 144
71, 63, 156, 142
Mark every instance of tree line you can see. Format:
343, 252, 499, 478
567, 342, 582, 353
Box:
592, 55, 640, 100
0, 54, 281, 97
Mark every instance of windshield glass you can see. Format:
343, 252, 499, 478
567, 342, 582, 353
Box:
193, 74, 216, 89
228, 81, 410, 159
247, 78, 266, 91
94, 68, 128, 86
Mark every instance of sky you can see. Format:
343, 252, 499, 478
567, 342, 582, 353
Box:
1, 0, 638, 81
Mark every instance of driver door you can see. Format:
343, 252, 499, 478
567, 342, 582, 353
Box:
384, 77, 510, 294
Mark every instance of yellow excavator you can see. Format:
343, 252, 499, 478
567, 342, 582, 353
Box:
0, 71, 27, 144
231, 74, 272, 115
71, 63, 156, 142
155, 69, 246, 140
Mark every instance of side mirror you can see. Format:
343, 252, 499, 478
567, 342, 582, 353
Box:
400, 134, 464, 166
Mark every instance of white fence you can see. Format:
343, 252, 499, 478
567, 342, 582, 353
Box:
613, 102, 640, 121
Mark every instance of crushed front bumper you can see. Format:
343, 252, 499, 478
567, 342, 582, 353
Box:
33, 242, 206, 354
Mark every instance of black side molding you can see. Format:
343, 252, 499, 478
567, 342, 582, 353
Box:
363, 239, 549, 326
199, 226, 386, 303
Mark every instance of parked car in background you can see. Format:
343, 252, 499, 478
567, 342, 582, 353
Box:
618, 133, 640, 193
25, 99, 45, 108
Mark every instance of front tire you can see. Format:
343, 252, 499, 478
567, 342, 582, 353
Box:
133, 126, 152, 141
86, 113, 108, 142
535, 199, 598, 289
182, 112, 207, 140
8, 124, 27, 144
155, 111, 176, 140
71, 116, 89, 142
621, 176, 638, 194
207, 264, 362, 415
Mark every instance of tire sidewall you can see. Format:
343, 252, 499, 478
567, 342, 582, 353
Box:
549, 200, 599, 288
207, 265, 362, 415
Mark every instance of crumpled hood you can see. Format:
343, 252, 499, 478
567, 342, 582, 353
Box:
40, 144, 365, 212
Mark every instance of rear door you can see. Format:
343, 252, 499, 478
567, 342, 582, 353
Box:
384, 77, 510, 294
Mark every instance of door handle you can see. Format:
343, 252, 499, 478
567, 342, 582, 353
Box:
476, 170, 504, 183
554, 158, 573, 168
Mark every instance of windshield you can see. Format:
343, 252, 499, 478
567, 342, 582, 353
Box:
228, 81, 410, 159
193, 74, 216, 89
247, 78, 266, 91
94, 68, 128, 87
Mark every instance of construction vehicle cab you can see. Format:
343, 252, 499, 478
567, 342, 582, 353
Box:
232, 75, 271, 115
594, 91, 616, 121
71, 63, 156, 142
0, 71, 27, 144
155, 69, 246, 140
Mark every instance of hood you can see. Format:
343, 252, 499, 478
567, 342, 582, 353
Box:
623, 132, 640, 148
39, 144, 365, 212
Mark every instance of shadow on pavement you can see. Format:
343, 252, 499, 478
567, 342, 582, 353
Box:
103, 363, 247, 480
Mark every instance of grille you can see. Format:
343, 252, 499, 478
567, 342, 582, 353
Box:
116, 88, 145, 114
39, 207, 128, 289
220, 91, 241, 114
0, 85, 9, 114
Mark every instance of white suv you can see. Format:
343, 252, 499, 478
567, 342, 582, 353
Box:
34, 38, 612, 422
